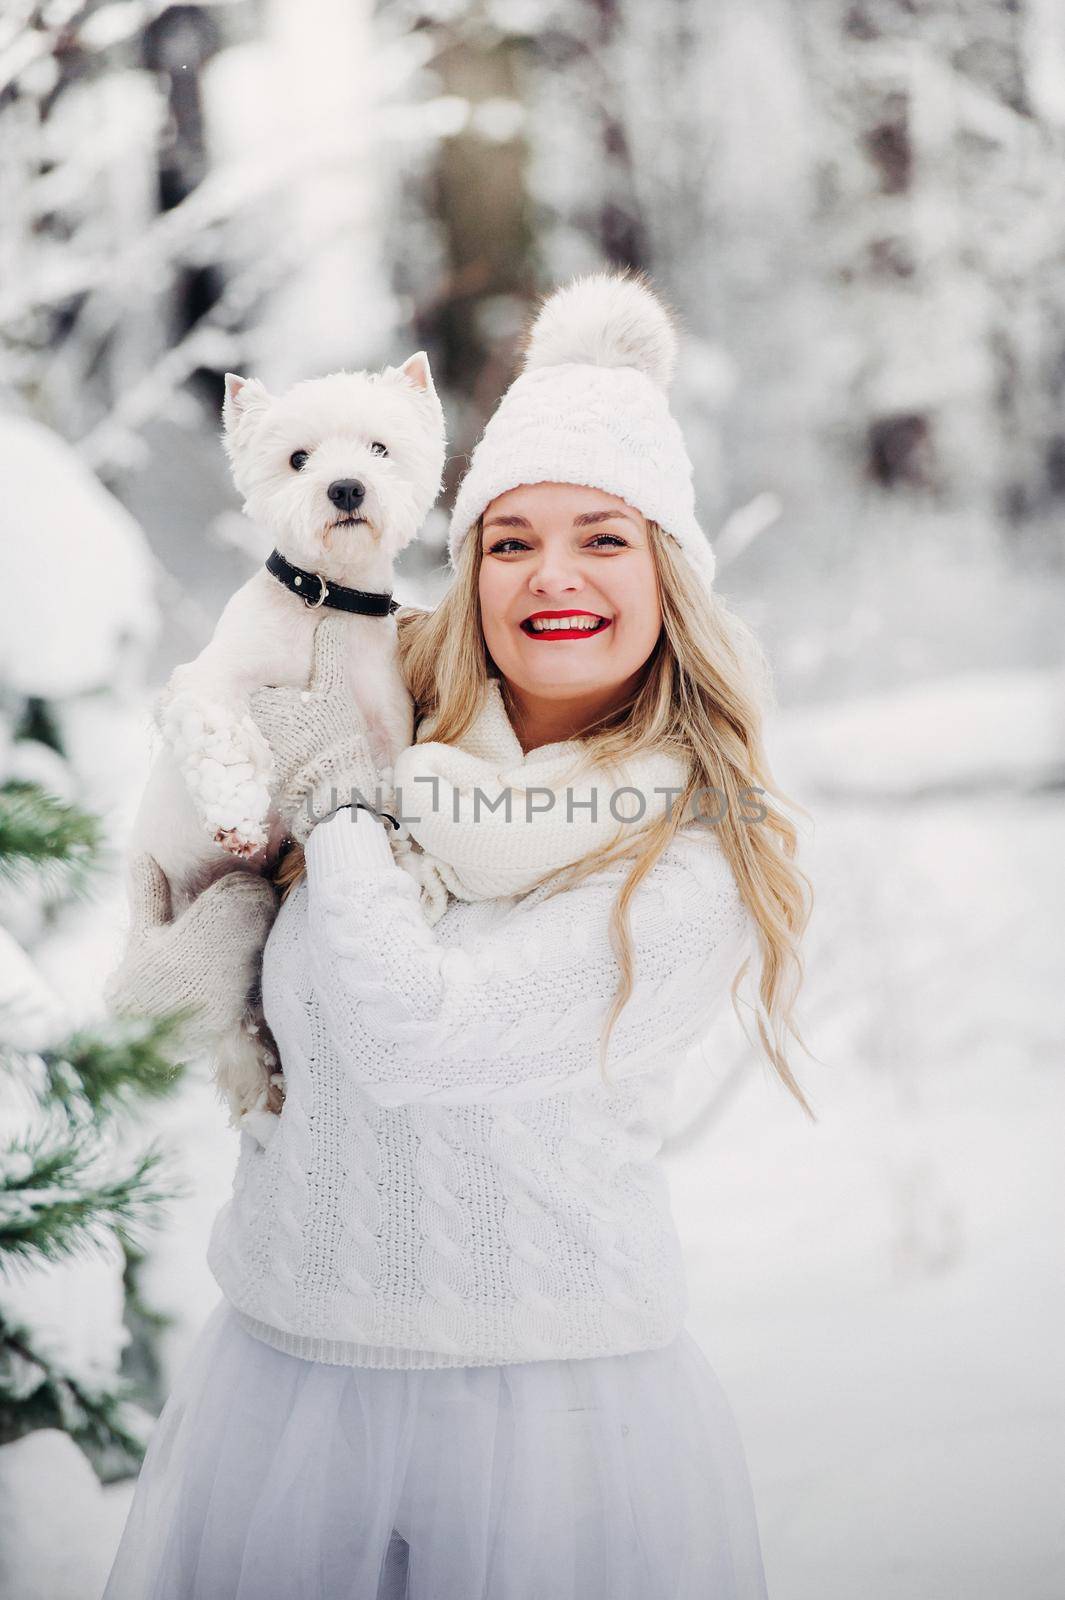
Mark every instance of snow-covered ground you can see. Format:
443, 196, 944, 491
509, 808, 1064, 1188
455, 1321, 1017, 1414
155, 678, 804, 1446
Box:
89, 696, 1065, 1599
669, 787, 1065, 1600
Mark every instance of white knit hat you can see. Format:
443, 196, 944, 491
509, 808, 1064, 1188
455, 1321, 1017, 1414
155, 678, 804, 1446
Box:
448, 271, 716, 591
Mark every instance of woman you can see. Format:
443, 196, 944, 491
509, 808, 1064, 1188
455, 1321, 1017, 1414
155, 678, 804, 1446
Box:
102, 272, 813, 1599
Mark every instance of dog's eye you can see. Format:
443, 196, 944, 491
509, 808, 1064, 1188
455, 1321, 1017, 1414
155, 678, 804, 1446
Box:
289, 450, 309, 471
370, 441, 389, 457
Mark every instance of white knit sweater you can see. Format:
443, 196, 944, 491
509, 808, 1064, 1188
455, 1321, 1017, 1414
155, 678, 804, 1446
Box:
206, 806, 756, 1368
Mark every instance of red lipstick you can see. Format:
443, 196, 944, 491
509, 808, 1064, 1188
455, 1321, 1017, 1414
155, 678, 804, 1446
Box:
520, 608, 612, 641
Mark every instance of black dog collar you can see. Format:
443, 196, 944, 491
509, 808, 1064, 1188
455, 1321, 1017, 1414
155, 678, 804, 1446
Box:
266, 549, 399, 616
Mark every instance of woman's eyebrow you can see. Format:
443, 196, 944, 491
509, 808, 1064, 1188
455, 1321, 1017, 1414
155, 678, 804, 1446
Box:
572, 509, 638, 527
483, 509, 638, 532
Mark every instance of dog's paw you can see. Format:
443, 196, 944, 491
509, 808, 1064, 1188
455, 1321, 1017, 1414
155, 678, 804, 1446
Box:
214, 825, 267, 858
234, 1072, 285, 1150
239, 1104, 281, 1150
162, 692, 275, 846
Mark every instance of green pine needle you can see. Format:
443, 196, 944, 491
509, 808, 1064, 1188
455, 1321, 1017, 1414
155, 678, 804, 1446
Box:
0, 1133, 182, 1273
0, 781, 102, 894
41, 1013, 190, 1118
0, 741, 194, 1475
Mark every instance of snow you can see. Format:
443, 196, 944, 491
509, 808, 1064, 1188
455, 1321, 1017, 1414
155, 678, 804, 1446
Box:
30, 693, 161, 1026
0, 926, 68, 1052
0, 652, 158, 1035
0, 734, 72, 799
0, 1234, 132, 1402
701, 2, 815, 219
0, 415, 158, 700
770, 666, 1065, 799
200, 1, 390, 391
0, 1430, 134, 1600
1026, 0, 1065, 126
665, 786, 1065, 1600
132, 1068, 242, 1382
0, 419, 161, 1600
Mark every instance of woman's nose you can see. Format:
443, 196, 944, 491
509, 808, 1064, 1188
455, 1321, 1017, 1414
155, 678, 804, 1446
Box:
529, 554, 582, 594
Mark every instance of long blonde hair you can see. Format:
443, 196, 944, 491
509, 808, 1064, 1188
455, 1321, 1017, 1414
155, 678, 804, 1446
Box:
276, 517, 817, 1118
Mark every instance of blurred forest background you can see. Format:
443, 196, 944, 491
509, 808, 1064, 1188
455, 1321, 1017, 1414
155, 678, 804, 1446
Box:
0, 2, 1062, 1598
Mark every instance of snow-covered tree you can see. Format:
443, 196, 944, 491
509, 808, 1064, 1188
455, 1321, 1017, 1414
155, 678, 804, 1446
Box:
0, 780, 186, 1471
0, 411, 189, 1596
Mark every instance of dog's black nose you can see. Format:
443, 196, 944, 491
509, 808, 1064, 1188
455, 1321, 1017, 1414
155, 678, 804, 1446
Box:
327, 479, 366, 513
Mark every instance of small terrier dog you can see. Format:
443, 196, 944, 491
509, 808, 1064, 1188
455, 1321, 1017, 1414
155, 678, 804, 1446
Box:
128, 353, 445, 1136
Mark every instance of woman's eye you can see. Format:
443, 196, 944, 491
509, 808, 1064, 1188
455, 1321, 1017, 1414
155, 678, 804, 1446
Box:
370, 441, 389, 457
289, 450, 309, 471
486, 533, 628, 555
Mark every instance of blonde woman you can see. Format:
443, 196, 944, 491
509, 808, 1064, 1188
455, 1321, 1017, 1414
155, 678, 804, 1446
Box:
102, 273, 813, 1600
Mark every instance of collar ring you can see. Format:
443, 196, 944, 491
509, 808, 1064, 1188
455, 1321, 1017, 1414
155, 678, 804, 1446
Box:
304, 574, 330, 610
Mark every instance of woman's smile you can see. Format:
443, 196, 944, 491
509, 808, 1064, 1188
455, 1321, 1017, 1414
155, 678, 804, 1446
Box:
519, 608, 614, 639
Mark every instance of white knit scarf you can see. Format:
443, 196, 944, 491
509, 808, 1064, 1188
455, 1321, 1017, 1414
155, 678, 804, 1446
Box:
388, 676, 692, 927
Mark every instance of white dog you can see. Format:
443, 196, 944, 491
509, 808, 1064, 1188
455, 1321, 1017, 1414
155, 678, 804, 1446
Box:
128, 353, 446, 1135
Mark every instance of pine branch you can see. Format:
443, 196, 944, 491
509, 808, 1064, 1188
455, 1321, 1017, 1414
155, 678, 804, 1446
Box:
0, 781, 101, 895
0, 1131, 181, 1273
0, 1312, 152, 1467
40, 1013, 190, 1119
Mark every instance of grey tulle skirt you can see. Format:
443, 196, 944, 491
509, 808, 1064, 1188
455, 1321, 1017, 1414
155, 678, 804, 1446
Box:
102, 1297, 768, 1599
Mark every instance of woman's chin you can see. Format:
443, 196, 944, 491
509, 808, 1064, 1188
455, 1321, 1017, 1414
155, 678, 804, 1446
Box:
500, 665, 618, 699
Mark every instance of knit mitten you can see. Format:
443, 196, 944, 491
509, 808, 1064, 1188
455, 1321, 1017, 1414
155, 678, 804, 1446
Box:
248, 614, 386, 845
103, 854, 279, 1049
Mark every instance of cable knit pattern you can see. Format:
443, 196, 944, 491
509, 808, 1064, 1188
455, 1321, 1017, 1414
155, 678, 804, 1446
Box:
407, 1101, 475, 1353
207, 806, 756, 1367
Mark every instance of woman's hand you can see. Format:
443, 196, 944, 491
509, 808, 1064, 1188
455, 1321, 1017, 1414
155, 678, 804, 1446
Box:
104, 854, 279, 1049
249, 614, 389, 846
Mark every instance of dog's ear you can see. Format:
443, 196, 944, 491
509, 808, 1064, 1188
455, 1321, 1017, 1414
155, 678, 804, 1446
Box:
397, 351, 437, 397
222, 373, 272, 433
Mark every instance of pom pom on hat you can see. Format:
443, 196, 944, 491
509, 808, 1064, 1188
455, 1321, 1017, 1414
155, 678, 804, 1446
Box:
447, 270, 716, 592
520, 272, 678, 391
